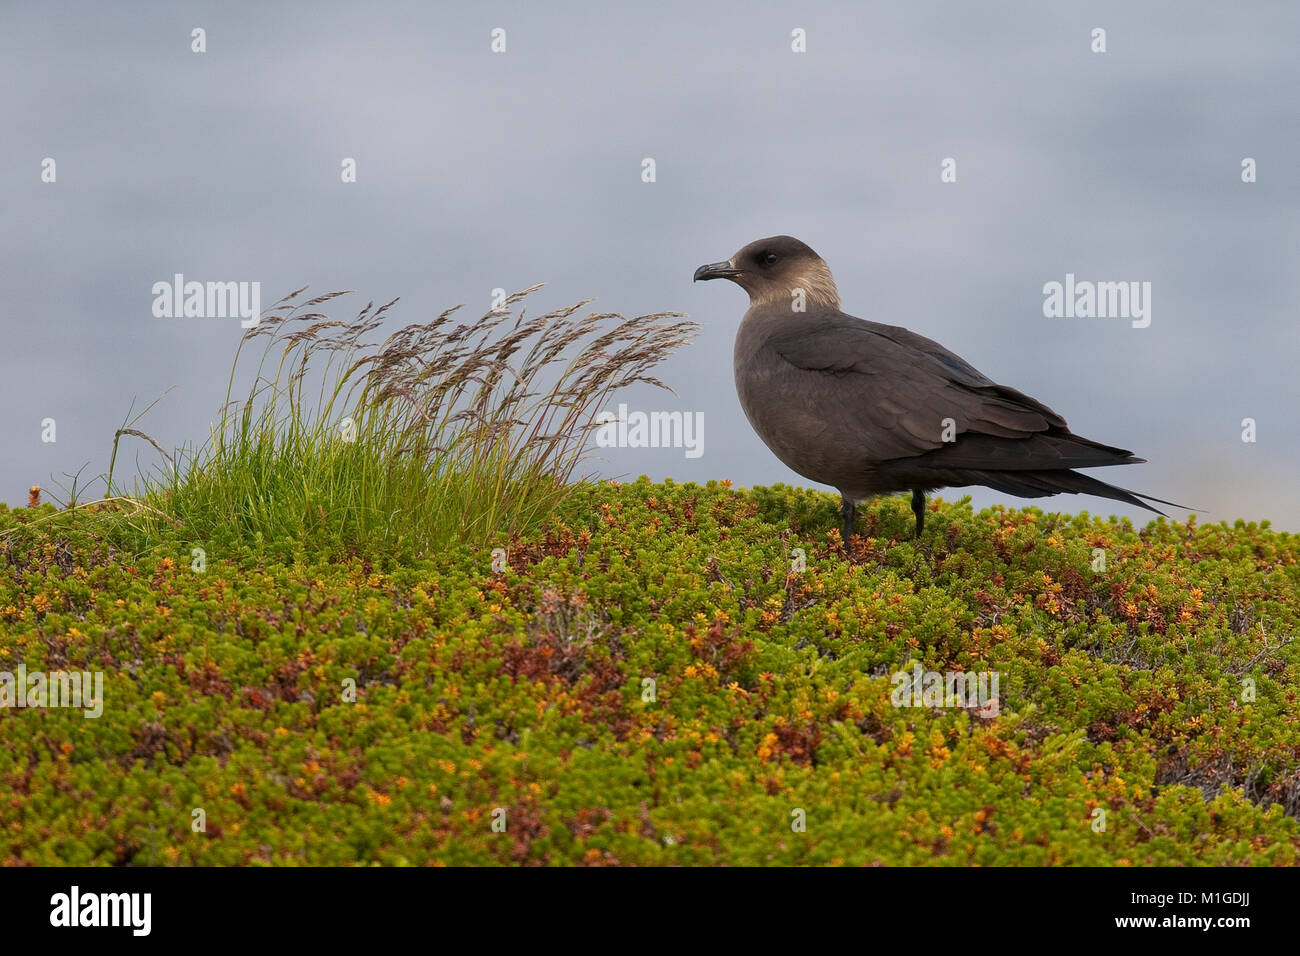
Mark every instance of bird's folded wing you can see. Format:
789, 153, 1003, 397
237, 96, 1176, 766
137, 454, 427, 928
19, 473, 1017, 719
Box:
765, 313, 1134, 468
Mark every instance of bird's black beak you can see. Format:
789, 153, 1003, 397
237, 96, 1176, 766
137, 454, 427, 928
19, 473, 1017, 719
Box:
693, 261, 742, 282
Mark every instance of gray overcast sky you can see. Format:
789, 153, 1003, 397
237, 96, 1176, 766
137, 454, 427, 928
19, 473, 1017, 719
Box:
3, 2, 1297, 528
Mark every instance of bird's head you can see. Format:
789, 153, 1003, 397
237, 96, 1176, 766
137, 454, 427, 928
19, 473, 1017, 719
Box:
693, 235, 841, 311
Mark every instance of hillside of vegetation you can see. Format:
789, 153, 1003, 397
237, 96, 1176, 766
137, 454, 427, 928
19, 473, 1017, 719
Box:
1, 479, 1297, 865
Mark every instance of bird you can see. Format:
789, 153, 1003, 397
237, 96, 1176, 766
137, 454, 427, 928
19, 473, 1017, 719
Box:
693, 235, 1185, 541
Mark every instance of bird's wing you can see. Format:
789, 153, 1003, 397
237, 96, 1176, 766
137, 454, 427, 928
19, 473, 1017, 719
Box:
764, 311, 1134, 469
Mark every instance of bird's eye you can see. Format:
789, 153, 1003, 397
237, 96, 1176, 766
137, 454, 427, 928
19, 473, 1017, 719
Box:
761, 253, 778, 266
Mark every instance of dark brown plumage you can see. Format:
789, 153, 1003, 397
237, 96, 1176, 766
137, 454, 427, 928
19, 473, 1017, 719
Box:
694, 235, 1184, 540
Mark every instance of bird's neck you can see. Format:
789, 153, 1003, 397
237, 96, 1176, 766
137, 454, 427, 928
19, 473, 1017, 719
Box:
747, 262, 841, 311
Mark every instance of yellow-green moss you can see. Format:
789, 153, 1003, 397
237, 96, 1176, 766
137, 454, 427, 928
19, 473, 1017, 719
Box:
0, 478, 1296, 865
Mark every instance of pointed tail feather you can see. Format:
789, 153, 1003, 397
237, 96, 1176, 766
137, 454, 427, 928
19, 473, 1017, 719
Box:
979, 469, 1196, 515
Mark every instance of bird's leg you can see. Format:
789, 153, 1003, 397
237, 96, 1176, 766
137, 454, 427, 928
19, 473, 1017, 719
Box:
911, 489, 925, 538
840, 496, 856, 545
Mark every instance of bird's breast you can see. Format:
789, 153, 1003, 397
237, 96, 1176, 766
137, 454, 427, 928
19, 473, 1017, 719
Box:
733, 340, 834, 481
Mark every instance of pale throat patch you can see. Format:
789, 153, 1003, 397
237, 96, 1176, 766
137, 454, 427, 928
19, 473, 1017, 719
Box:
748, 261, 841, 310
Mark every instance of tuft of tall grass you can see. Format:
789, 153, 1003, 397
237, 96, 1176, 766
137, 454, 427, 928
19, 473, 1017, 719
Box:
105, 286, 697, 555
